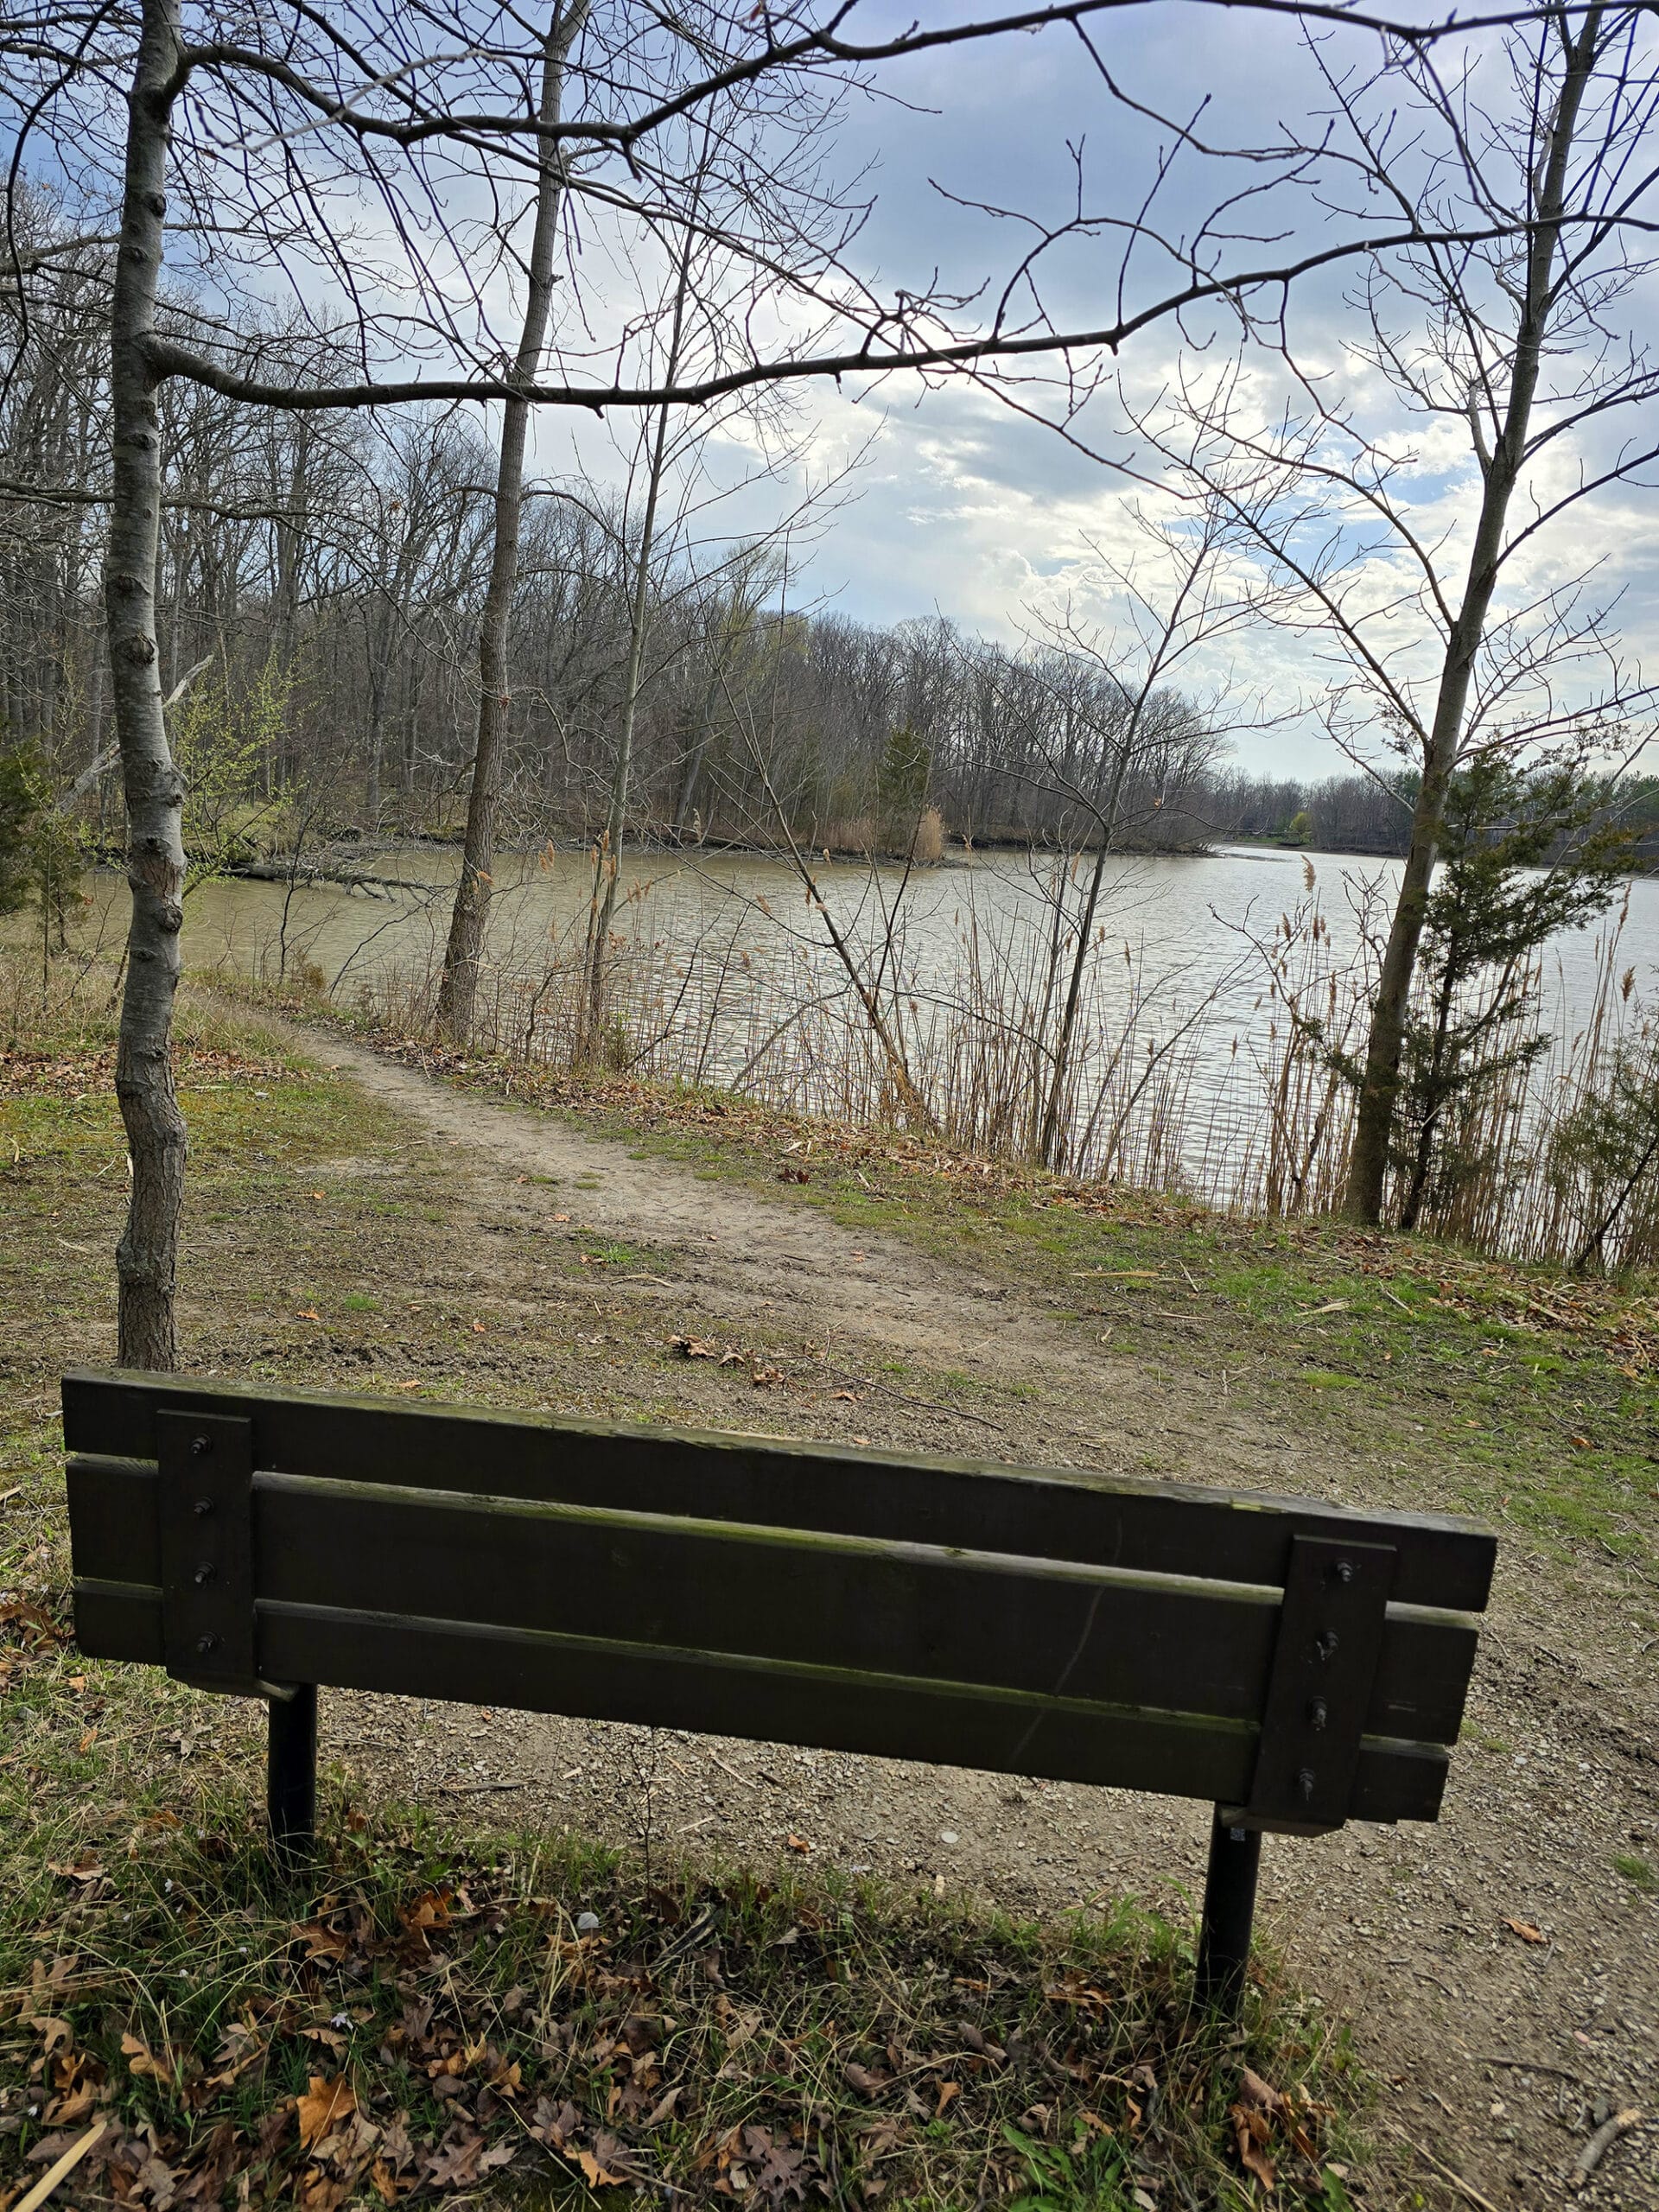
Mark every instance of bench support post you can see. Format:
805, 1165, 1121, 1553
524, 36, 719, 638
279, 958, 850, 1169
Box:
1195, 1808, 1260, 2015
267, 1685, 317, 1866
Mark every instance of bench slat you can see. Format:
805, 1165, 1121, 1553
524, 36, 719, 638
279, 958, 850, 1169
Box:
68, 1457, 1479, 1745
62, 1370, 1497, 1611
69, 1577, 1452, 1821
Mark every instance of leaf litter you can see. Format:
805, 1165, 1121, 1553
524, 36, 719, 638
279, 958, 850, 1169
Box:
0, 1809, 1357, 2209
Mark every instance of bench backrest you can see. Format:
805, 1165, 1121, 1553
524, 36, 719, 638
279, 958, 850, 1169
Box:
64, 1368, 1495, 1832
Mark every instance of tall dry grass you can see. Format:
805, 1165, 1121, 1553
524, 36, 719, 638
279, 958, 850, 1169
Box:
66, 842, 1651, 1271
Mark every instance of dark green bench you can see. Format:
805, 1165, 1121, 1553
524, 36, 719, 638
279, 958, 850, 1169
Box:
62, 1367, 1496, 2012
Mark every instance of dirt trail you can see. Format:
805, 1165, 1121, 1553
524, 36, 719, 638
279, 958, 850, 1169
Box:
299, 1023, 1309, 1486
312, 1027, 1043, 1363
276, 1021, 1659, 2211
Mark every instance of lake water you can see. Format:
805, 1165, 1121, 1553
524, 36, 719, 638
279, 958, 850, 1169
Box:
79, 841, 1659, 1211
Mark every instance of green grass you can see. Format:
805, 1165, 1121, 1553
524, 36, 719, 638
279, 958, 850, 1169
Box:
200, 967, 1659, 1577
0, 1624, 1362, 2210
1613, 1852, 1657, 1894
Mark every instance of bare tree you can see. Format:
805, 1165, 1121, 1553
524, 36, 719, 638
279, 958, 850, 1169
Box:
1012, 503, 1255, 1166
435, 0, 590, 1040
1132, 4, 1659, 1223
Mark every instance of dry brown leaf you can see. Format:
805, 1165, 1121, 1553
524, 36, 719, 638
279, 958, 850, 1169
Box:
119, 2031, 169, 2079
1230, 2102, 1276, 2190
1238, 2067, 1284, 2114
1503, 1916, 1548, 1945
293, 1919, 352, 1961
785, 1832, 811, 1854
46, 1857, 103, 1885
577, 2146, 628, 2187
297, 2074, 356, 2150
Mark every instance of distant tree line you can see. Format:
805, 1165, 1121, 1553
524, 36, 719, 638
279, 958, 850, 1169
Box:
1, 206, 1227, 866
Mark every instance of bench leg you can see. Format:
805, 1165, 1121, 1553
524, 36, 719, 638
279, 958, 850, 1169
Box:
1196, 1808, 1260, 2015
267, 1684, 317, 1866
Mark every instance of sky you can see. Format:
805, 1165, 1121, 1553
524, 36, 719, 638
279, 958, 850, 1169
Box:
522, 0, 1659, 783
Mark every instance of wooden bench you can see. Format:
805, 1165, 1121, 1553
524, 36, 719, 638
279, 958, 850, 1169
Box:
62, 1367, 1496, 2013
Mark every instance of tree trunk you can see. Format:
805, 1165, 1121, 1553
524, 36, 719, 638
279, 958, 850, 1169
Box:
1342, 4, 1604, 1223
435, 0, 588, 1041
108, 0, 187, 1369
582, 397, 673, 1052
582, 170, 709, 1052
1396, 961, 1458, 1232
1037, 741, 1132, 1168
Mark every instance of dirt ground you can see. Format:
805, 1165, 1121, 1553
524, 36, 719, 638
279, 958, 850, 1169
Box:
231, 1022, 1659, 2212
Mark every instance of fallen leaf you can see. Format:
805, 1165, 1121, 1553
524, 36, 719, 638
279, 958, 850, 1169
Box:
400, 1886, 453, 1934
1503, 1916, 1548, 1945
120, 2030, 168, 2078
785, 1832, 811, 1853
47, 1858, 103, 1885
843, 2062, 889, 2096
1230, 2100, 1276, 2190
423, 2130, 484, 2187
294, 1918, 353, 1961
297, 2074, 356, 2149
578, 2146, 629, 2187
936, 2081, 960, 2117
1238, 2068, 1284, 2115
296, 1308, 321, 1322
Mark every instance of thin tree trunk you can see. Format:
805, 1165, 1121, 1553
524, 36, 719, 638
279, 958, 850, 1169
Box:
1037, 743, 1132, 1167
582, 174, 707, 1051
582, 396, 674, 1051
435, 0, 588, 1040
108, 0, 187, 1369
1342, 6, 1604, 1223
1396, 963, 1458, 1232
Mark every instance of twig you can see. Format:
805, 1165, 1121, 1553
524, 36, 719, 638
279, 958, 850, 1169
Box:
15, 2121, 111, 2212
706, 1751, 755, 1789
1379, 2124, 1503, 2212
1572, 2109, 1643, 2190
435, 1780, 525, 1795
1471, 2051, 1583, 2083
828, 1366, 1005, 1431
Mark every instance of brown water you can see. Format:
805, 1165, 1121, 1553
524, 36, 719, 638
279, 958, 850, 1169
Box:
74, 841, 1659, 1205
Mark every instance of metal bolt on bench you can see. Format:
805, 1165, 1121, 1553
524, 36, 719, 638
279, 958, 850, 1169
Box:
62, 1369, 1496, 2014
